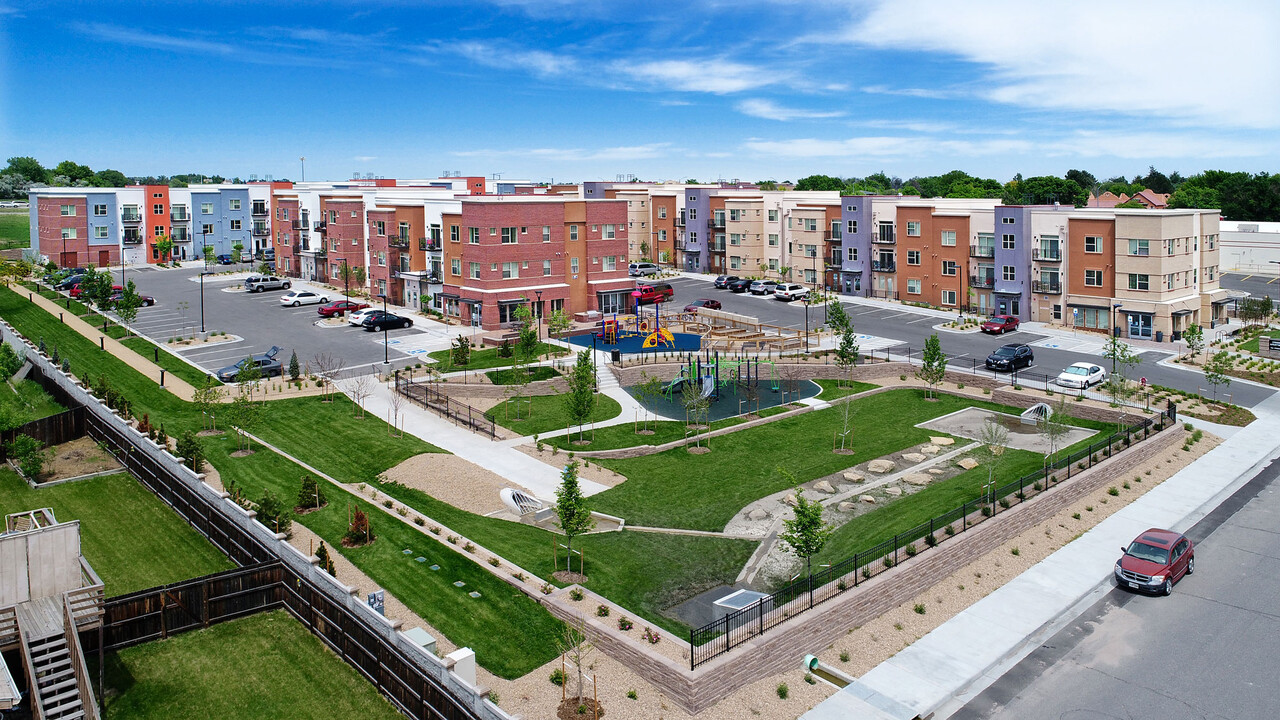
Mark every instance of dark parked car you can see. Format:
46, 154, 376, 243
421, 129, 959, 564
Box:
215, 254, 234, 265
54, 274, 87, 291
108, 290, 156, 307
317, 300, 370, 318
981, 315, 1020, 334
985, 343, 1033, 371
727, 277, 753, 293
215, 346, 282, 382
713, 275, 740, 289
1115, 528, 1194, 596
363, 312, 413, 331
684, 298, 722, 312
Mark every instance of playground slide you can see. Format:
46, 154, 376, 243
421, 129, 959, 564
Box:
665, 377, 685, 394
701, 376, 715, 398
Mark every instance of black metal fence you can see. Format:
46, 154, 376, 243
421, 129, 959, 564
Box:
689, 403, 1177, 669
395, 373, 497, 438
0, 405, 86, 460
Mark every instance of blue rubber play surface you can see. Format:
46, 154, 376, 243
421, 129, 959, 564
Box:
567, 330, 703, 354
627, 378, 820, 422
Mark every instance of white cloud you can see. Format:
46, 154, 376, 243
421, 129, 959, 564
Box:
736, 99, 845, 121
353, 156, 378, 162
617, 59, 778, 94
659, 99, 693, 107
451, 143, 671, 162
842, 0, 1280, 128
450, 41, 578, 77
743, 135, 1032, 159
860, 84, 959, 100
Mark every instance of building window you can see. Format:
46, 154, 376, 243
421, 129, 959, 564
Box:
468, 227, 479, 244
802, 218, 817, 232
450, 225, 459, 242
847, 220, 857, 234
603, 256, 617, 271
768, 209, 778, 222
1001, 233, 1015, 249
1002, 265, 1016, 281
941, 230, 956, 246
229, 199, 241, 210
729, 256, 741, 269
1128, 239, 1149, 256
729, 233, 741, 246
153, 226, 165, 237
769, 259, 778, 271
201, 223, 213, 236
376, 252, 386, 267
230, 220, 242, 231
768, 233, 779, 246
847, 247, 857, 261
502, 262, 519, 279
61, 227, 76, 240
1128, 273, 1149, 291
376, 221, 385, 236
451, 258, 461, 276
570, 225, 579, 241
469, 262, 481, 279
941, 290, 957, 306
907, 250, 921, 265
942, 260, 958, 276
60, 204, 75, 216
93, 204, 107, 216
543, 259, 552, 276
846, 204, 857, 212
603, 224, 617, 239
570, 257, 579, 274
152, 203, 163, 215
1002, 216, 1015, 224
501, 227, 517, 244
1084, 269, 1103, 286
1084, 236, 1102, 253
729, 209, 742, 221
658, 207, 667, 219
658, 229, 666, 243
1166, 273, 1174, 290
542, 225, 551, 242
328, 210, 337, 223
907, 279, 922, 294
1208, 266, 1216, 281
906, 221, 921, 236
94, 226, 108, 239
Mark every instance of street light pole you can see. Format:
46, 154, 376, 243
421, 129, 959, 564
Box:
1111, 303, 1123, 373
199, 271, 208, 333
380, 294, 389, 365
804, 297, 811, 351
534, 289, 543, 341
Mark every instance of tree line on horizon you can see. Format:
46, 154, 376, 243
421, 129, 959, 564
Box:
0, 155, 284, 199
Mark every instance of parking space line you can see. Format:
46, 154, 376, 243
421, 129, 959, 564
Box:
906, 317, 931, 324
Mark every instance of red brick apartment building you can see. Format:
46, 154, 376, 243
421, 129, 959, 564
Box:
441, 199, 632, 330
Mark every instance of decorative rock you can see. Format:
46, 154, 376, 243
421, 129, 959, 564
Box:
813, 480, 837, 494
782, 494, 799, 507
868, 459, 896, 473
902, 452, 927, 464
930, 436, 956, 446
859, 495, 876, 504
747, 508, 769, 521
903, 473, 931, 486
919, 445, 941, 456
838, 501, 857, 512
957, 457, 980, 470
842, 472, 865, 483
928, 468, 944, 475
885, 487, 903, 496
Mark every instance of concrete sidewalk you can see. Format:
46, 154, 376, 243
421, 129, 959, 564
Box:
803, 391, 1280, 720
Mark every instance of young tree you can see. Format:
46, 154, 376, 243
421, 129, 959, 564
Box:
836, 392, 855, 452
193, 376, 224, 430
555, 460, 595, 574
350, 373, 375, 417
176, 430, 205, 472
514, 302, 539, 364
915, 333, 947, 399
633, 372, 664, 433
638, 240, 650, 260
557, 615, 596, 706
546, 308, 571, 342
256, 489, 292, 537
353, 265, 368, 296
202, 244, 215, 267
312, 352, 347, 402
977, 420, 1010, 505
680, 379, 711, 447
1038, 397, 1072, 471
232, 242, 245, 267
1204, 350, 1233, 402
828, 300, 859, 387
563, 350, 597, 442
450, 335, 472, 367
779, 481, 833, 579
1182, 324, 1204, 363
337, 260, 356, 299
287, 350, 300, 381
234, 356, 263, 400
315, 541, 337, 576
1103, 335, 1141, 385
296, 474, 328, 511
387, 382, 406, 437
113, 279, 143, 330
154, 234, 174, 265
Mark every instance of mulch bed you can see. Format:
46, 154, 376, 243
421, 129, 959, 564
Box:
557, 697, 604, 720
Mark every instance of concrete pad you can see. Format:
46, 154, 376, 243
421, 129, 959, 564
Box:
856, 659, 950, 718
801, 685, 904, 720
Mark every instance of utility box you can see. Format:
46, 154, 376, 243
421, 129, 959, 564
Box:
403, 627, 437, 656
445, 647, 477, 688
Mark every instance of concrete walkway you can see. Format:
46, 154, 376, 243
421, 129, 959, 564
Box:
802, 391, 1280, 720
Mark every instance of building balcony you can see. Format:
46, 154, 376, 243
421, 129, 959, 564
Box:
824, 231, 843, 241
969, 246, 995, 258
252, 206, 268, 216
171, 233, 191, 243
123, 234, 143, 245
710, 218, 726, 230
675, 213, 686, 227
170, 211, 190, 222
872, 261, 896, 273
121, 212, 142, 224
1033, 248, 1062, 262
871, 235, 896, 245
1032, 280, 1062, 294
293, 220, 306, 230
313, 221, 327, 233
709, 242, 726, 253
388, 235, 410, 249
419, 237, 441, 252
970, 275, 995, 289
252, 225, 270, 236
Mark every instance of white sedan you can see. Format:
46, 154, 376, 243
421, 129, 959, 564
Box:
279, 290, 329, 307
1056, 362, 1106, 389
347, 307, 380, 326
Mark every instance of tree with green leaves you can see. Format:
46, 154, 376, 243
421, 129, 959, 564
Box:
778, 470, 833, 579
1103, 334, 1141, 391
554, 460, 595, 575
287, 350, 300, 380
1038, 397, 1072, 472
315, 541, 337, 576
91, 169, 128, 188
296, 474, 328, 511
176, 430, 205, 472
680, 379, 711, 448
563, 350, 597, 442
154, 234, 174, 265
232, 242, 244, 266
202, 244, 215, 266
4, 156, 49, 184
915, 333, 947, 399
639, 240, 650, 261
225, 391, 264, 452
256, 489, 292, 537
794, 174, 846, 192
353, 265, 368, 295
513, 302, 539, 364
450, 335, 471, 366
546, 308, 571, 342
1181, 324, 1204, 363
658, 250, 671, 266
234, 355, 263, 395
1203, 350, 1232, 402
827, 300, 859, 387
337, 260, 356, 299
193, 376, 224, 430
1002, 176, 1087, 207
113, 280, 143, 330
633, 372, 664, 433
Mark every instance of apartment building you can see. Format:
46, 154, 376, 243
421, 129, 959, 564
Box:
440, 198, 631, 330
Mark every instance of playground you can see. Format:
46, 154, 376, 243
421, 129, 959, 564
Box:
566, 307, 703, 354
626, 350, 820, 422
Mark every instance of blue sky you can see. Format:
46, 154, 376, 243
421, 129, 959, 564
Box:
3, 0, 1278, 184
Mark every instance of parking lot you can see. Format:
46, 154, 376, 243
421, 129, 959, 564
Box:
123, 265, 459, 377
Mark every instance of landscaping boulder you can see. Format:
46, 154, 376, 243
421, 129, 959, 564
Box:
930, 436, 955, 446
885, 487, 903, 496
859, 495, 876, 504
842, 472, 865, 483
813, 480, 837, 494
868, 459, 896, 474
903, 473, 931, 486
957, 457, 979, 470
928, 468, 944, 475
902, 452, 927, 464
838, 501, 857, 512
919, 445, 940, 456
747, 508, 769, 521
782, 494, 799, 507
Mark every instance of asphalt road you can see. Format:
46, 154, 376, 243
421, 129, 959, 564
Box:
122, 265, 444, 377
668, 276, 1276, 408
951, 456, 1280, 720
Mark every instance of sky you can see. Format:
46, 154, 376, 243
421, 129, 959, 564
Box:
2, 0, 1278, 185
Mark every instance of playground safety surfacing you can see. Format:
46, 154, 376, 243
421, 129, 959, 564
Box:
627, 379, 821, 422
567, 330, 703, 354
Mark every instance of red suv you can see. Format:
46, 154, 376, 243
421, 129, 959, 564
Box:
981, 315, 1020, 334
634, 282, 674, 305
1115, 528, 1194, 595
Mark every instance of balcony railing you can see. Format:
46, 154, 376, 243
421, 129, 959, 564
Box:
969, 245, 995, 258
1033, 247, 1062, 262
676, 213, 686, 227
872, 261, 896, 273
123, 234, 142, 245
710, 217, 726, 230
252, 205, 268, 216
293, 220, 306, 230
121, 212, 142, 223
709, 242, 726, 252
388, 235, 410, 249
419, 237, 441, 252
824, 230, 843, 241
871, 234, 895, 245
1032, 280, 1062, 294
313, 221, 327, 232
252, 225, 270, 236
970, 275, 995, 289
170, 210, 190, 222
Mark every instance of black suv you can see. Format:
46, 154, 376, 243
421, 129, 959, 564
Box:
363, 312, 414, 332
985, 343, 1033, 371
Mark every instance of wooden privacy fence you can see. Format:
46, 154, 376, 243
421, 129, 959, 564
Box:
0, 405, 86, 460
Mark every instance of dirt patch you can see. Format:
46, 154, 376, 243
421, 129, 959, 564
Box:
196, 429, 225, 437
687, 446, 711, 455
38, 437, 121, 483
518, 446, 626, 488
558, 697, 605, 720
230, 449, 255, 458
553, 571, 589, 584
380, 453, 512, 516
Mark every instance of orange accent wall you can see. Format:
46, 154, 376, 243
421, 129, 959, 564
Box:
1068, 218, 1116, 298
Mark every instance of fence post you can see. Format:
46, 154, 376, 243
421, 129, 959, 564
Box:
759, 597, 764, 637
808, 573, 814, 609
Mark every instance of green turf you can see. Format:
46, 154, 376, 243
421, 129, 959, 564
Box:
119, 336, 219, 388
0, 212, 28, 250
490, 392, 622, 437
814, 378, 879, 401
485, 365, 560, 384
591, 389, 1109, 532
429, 342, 568, 371
1239, 329, 1280, 353
544, 415, 747, 450
99, 610, 403, 720
0, 377, 65, 422
0, 468, 233, 596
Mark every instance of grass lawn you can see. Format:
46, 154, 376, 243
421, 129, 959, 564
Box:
119, 336, 219, 388
1238, 329, 1280, 353
0, 212, 28, 250
486, 365, 560, 384
0, 469, 233, 596
372, 479, 757, 637
489, 392, 622, 437
591, 388, 1109, 532
0, 377, 65, 422
428, 341, 568, 371
814, 378, 879, 401
99, 610, 402, 720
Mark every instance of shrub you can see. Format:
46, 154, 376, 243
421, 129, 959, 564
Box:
429, 526, 441, 535
1183, 422, 1194, 431
549, 668, 566, 686
540, 583, 554, 595
861, 568, 871, 579
569, 588, 584, 601
776, 683, 789, 700
256, 490, 292, 538
296, 474, 327, 510
487, 556, 500, 567
1033, 481, 1043, 491
447, 535, 458, 544
642, 627, 661, 644
804, 673, 816, 685
839, 651, 850, 663
904, 543, 918, 557
1107, 486, 1119, 496
1015, 491, 1026, 500
626, 690, 638, 700
925, 533, 937, 547
1010, 547, 1020, 556
944, 524, 956, 536
1122, 481, 1130, 490
1084, 505, 1094, 512
463, 541, 475, 553
981, 505, 993, 517
913, 603, 926, 614
512, 572, 526, 582
413, 516, 425, 526
999, 498, 1011, 509
617, 616, 633, 631
596, 604, 610, 617
837, 579, 847, 590
899, 374, 907, 381
1072, 512, 1081, 519
983, 388, 991, 395
487, 691, 499, 706
344, 508, 375, 545
883, 557, 894, 568
315, 541, 337, 577
957, 382, 965, 389
7, 435, 45, 480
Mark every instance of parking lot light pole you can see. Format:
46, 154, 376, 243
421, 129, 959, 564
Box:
1111, 303, 1123, 373
804, 296, 811, 351
199, 271, 209, 333
380, 294, 389, 365
534, 289, 543, 341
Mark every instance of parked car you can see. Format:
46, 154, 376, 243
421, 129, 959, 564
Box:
628, 262, 660, 277
985, 343, 1033, 371
727, 277, 753, 293
54, 273, 86, 290
980, 315, 1020, 334
245, 275, 291, 293
240, 251, 253, 262
215, 254, 233, 265
255, 248, 276, 262
347, 307, 382, 326
279, 290, 329, 307
774, 283, 810, 301
713, 275, 740, 289
634, 282, 674, 305
70, 283, 122, 299
215, 346, 283, 382
683, 298, 722, 312
317, 300, 370, 318
1056, 362, 1106, 389
748, 280, 778, 296
363, 313, 413, 331
108, 290, 156, 307
1115, 528, 1194, 595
